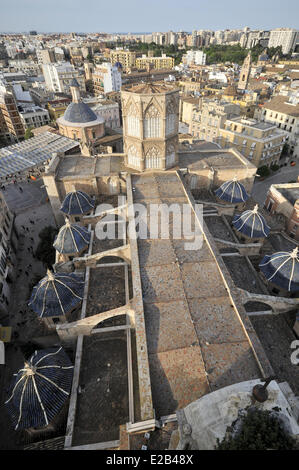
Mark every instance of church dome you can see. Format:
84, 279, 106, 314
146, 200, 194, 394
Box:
60, 190, 95, 216
28, 270, 84, 317
63, 101, 98, 124
232, 205, 270, 238
53, 219, 90, 254
225, 84, 238, 96
215, 179, 249, 204
5, 347, 73, 430
259, 247, 299, 292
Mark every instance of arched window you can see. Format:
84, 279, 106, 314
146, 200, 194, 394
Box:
166, 101, 176, 136
166, 144, 176, 167
145, 146, 161, 169
144, 105, 161, 138
127, 145, 139, 169
127, 103, 140, 137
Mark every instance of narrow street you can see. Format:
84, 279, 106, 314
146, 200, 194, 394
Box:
252, 164, 299, 206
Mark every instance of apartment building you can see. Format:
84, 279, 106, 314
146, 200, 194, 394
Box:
190, 99, 240, 142
0, 81, 25, 143
268, 28, 298, 55
135, 54, 174, 70
19, 106, 50, 129
184, 50, 207, 66
110, 49, 136, 71
42, 62, 85, 94
36, 48, 56, 65
219, 117, 287, 167
255, 94, 299, 158
91, 63, 122, 94
179, 97, 200, 126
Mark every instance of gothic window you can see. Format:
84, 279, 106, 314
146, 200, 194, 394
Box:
166, 101, 176, 136
145, 146, 161, 169
127, 145, 140, 168
127, 103, 140, 137
144, 105, 161, 138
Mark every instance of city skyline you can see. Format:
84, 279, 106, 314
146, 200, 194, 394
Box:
0, 0, 298, 33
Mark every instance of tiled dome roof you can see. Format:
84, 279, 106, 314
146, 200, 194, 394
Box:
53, 219, 90, 254
232, 205, 270, 238
63, 101, 98, 123
259, 247, 299, 292
60, 190, 95, 216
28, 270, 84, 317
5, 347, 73, 430
215, 179, 249, 204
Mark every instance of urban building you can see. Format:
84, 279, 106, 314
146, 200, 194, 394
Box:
219, 117, 287, 167
0, 81, 25, 143
84, 96, 120, 129
135, 54, 174, 70
8, 59, 40, 76
36, 48, 56, 65
268, 28, 298, 55
110, 49, 136, 72
42, 62, 85, 94
179, 96, 200, 126
190, 99, 240, 142
122, 82, 179, 170
91, 63, 122, 94
255, 94, 299, 158
184, 50, 207, 66
19, 105, 50, 129
47, 97, 71, 120
264, 183, 299, 240
0, 192, 18, 318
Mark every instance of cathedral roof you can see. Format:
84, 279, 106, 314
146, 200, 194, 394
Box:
60, 190, 95, 216
53, 219, 90, 254
28, 270, 84, 317
232, 205, 270, 238
224, 84, 238, 96
123, 82, 176, 95
5, 347, 73, 430
215, 179, 249, 204
259, 247, 299, 292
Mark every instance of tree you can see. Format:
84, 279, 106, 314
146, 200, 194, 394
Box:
24, 128, 34, 140
216, 407, 298, 450
35, 226, 58, 269
257, 165, 271, 178
282, 143, 290, 156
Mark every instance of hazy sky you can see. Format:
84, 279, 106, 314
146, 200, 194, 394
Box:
0, 0, 298, 33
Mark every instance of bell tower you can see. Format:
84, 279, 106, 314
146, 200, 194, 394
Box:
238, 52, 252, 91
